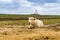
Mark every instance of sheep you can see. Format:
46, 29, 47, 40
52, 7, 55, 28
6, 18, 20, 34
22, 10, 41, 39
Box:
28, 17, 44, 28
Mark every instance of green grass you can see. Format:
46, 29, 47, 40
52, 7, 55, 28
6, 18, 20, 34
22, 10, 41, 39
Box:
0, 20, 28, 26
0, 19, 60, 27
0, 14, 60, 19
0, 14, 60, 27
43, 19, 60, 25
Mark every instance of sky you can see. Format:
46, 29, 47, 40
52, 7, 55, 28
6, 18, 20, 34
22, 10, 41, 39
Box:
0, 0, 60, 15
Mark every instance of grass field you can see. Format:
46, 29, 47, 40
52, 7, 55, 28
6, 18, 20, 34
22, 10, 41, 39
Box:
0, 14, 60, 40
0, 19, 60, 27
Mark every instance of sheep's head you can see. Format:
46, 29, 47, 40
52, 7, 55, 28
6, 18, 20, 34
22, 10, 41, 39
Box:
28, 17, 35, 24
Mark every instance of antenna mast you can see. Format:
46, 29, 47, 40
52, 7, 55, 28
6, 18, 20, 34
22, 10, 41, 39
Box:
34, 9, 38, 14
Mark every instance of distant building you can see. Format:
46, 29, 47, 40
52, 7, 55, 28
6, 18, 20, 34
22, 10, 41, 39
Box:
34, 9, 39, 15
30, 9, 40, 17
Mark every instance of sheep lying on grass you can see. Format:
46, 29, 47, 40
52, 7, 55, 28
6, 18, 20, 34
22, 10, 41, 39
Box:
28, 17, 44, 28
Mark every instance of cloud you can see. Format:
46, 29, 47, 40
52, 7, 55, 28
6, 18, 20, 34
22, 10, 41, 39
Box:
0, 0, 60, 15
28, 0, 57, 4
18, 0, 60, 15
0, 0, 13, 3
0, 0, 11, 1
38, 2, 60, 15
19, 0, 34, 7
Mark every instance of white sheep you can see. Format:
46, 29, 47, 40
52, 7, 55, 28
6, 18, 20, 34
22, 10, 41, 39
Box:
28, 17, 44, 28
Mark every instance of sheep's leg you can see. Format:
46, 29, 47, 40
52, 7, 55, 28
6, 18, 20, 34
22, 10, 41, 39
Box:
28, 23, 35, 29
28, 23, 32, 28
